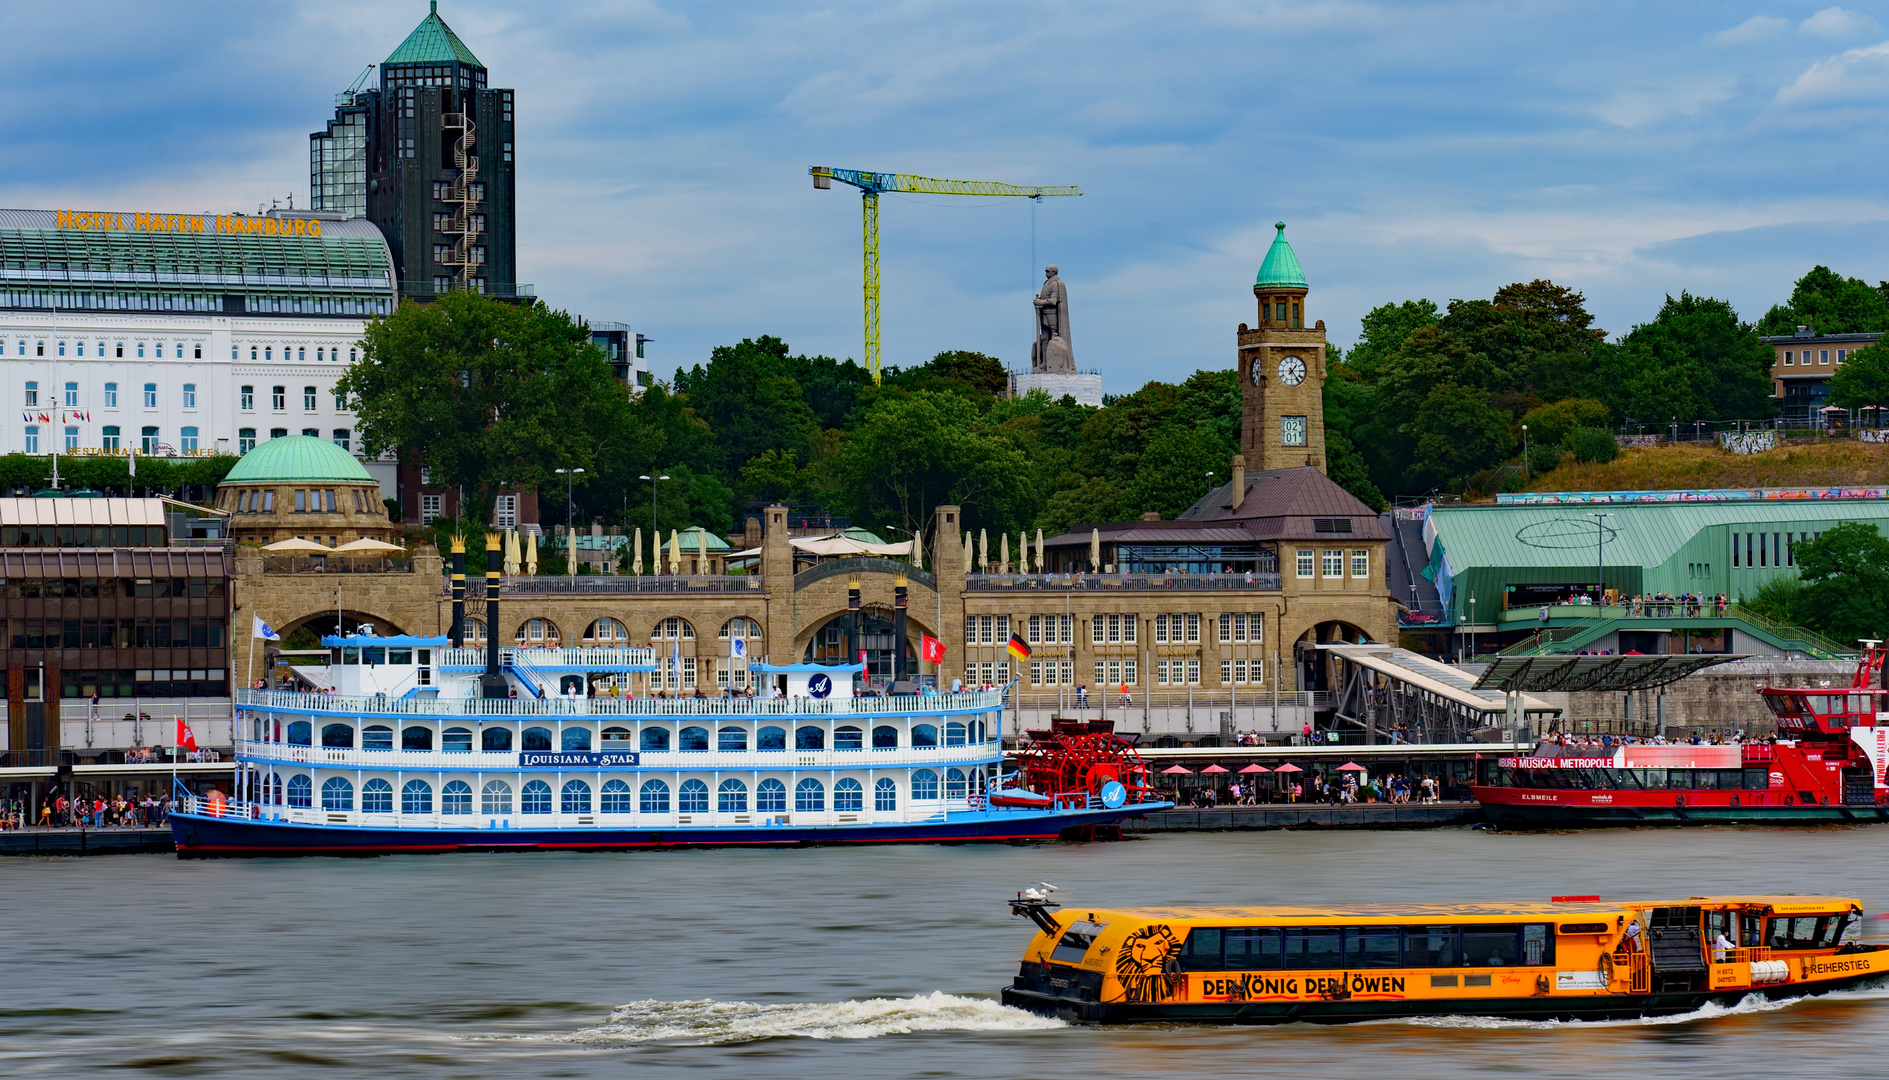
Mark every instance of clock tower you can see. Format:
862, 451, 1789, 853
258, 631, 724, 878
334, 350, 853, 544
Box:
1239, 222, 1326, 473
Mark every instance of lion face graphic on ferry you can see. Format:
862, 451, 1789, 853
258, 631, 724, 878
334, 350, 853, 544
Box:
1115, 924, 1183, 1003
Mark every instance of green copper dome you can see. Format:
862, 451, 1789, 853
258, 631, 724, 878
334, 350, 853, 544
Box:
1255, 222, 1307, 289
221, 436, 374, 485
385, 2, 484, 68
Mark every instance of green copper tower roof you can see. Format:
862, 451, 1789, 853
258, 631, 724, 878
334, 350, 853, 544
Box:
222, 436, 374, 485
385, 2, 484, 68
1255, 222, 1307, 289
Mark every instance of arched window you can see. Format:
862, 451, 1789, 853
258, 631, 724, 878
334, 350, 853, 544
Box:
834, 726, 863, 751
561, 780, 592, 814
362, 725, 394, 751
834, 778, 864, 812
264, 773, 283, 804
460, 617, 487, 643
679, 726, 709, 751
719, 616, 761, 640
944, 722, 967, 747
514, 618, 562, 645
287, 721, 311, 746
562, 728, 592, 752
482, 727, 513, 752
718, 778, 748, 812
945, 768, 968, 799
584, 617, 630, 644
321, 723, 354, 748
443, 727, 473, 752
640, 779, 671, 813
641, 728, 670, 752
718, 726, 747, 752
401, 779, 433, 814
679, 779, 710, 813
757, 726, 786, 751
522, 727, 553, 751
442, 780, 473, 814
872, 725, 898, 749
974, 719, 987, 743
321, 776, 354, 811
361, 778, 394, 812
757, 778, 788, 812
795, 726, 825, 751
654, 616, 696, 640
601, 726, 632, 747
402, 726, 432, 751
795, 778, 826, 812
875, 777, 898, 812
287, 775, 313, 808
912, 769, 939, 800
521, 780, 553, 814
482, 780, 513, 815
912, 724, 938, 748
601, 779, 633, 813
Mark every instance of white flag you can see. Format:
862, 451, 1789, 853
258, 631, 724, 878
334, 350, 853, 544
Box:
252, 614, 281, 641
127, 451, 136, 478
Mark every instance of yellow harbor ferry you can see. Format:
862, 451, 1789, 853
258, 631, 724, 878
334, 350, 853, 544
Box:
1001, 890, 1887, 1023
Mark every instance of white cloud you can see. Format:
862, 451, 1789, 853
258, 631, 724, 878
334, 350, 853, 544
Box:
1776, 39, 1889, 103
1711, 15, 1789, 45
1800, 6, 1878, 37
1594, 79, 1734, 127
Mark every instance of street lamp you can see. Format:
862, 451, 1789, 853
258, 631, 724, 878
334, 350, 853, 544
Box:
1588, 511, 1613, 606
638, 473, 672, 574
1521, 424, 1528, 482
1205, 470, 1215, 497
555, 468, 585, 578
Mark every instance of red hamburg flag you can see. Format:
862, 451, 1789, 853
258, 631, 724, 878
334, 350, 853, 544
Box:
921, 634, 946, 664
176, 719, 198, 752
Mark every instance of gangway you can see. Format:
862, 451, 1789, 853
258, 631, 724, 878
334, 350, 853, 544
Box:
1317, 644, 1561, 744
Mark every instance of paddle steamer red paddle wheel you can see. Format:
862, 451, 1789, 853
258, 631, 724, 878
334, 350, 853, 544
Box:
1013, 718, 1154, 806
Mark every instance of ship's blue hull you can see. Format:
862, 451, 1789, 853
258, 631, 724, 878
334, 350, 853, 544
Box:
168, 804, 1167, 857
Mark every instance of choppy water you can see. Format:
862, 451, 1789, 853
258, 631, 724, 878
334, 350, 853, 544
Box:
4, 828, 1888, 1078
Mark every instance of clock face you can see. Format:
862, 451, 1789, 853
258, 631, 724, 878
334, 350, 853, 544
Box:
1277, 356, 1307, 386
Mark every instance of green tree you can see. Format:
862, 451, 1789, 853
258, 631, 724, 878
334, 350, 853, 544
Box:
1594, 293, 1772, 423
1520, 398, 1611, 447
1562, 426, 1618, 465
673, 336, 821, 480
831, 391, 1032, 538
737, 448, 817, 505
1348, 299, 1440, 376
1828, 342, 1889, 409
1408, 384, 1515, 490
1792, 522, 1889, 644
1757, 266, 1889, 337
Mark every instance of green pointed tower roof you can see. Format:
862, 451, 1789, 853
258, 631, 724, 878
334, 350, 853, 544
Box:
386, 2, 484, 67
1255, 222, 1307, 289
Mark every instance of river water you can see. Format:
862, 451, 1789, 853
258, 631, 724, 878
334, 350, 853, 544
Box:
4, 827, 1889, 1078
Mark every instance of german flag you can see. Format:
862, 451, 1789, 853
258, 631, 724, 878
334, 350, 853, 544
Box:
1006, 633, 1032, 661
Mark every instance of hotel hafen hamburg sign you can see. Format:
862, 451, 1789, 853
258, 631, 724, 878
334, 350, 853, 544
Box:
55, 209, 327, 236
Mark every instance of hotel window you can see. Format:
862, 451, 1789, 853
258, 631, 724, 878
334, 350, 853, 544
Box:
333, 428, 350, 451
193, 343, 202, 359
1351, 550, 1370, 578
272, 386, 286, 411
494, 494, 518, 529
250, 347, 258, 361
35, 341, 43, 356
1221, 658, 1263, 685
266, 347, 273, 361
298, 348, 306, 363
180, 427, 198, 453
136, 342, 144, 358
240, 385, 253, 410
1838, 349, 1848, 363
1296, 549, 1314, 578
104, 382, 118, 408
420, 494, 442, 524
271, 428, 287, 439
1218, 613, 1263, 643
238, 428, 255, 453
141, 426, 159, 454
58, 341, 66, 357
23, 381, 37, 407
102, 426, 120, 452
1322, 550, 1343, 578
182, 384, 196, 409
1783, 351, 1794, 365
22, 427, 37, 453
1821, 350, 1830, 364
64, 427, 79, 452
64, 382, 78, 407
304, 386, 318, 411
1093, 660, 1137, 687
143, 383, 157, 408
334, 389, 348, 410
301, 427, 319, 438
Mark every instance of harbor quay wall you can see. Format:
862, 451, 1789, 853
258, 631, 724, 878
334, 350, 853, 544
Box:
1123, 803, 1483, 831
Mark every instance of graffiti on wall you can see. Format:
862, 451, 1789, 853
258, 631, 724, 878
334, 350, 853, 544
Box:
1719, 430, 1777, 455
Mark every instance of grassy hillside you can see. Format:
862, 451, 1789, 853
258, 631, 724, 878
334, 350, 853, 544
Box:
1525, 439, 1889, 493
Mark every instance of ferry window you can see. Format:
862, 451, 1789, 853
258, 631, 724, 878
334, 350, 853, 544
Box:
521, 780, 553, 814
1462, 927, 1522, 967
945, 721, 968, 746
321, 723, 354, 748
402, 779, 432, 814
946, 768, 972, 799
562, 728, 591, 752
601, 727, 632, 746
1226, 928, 1284, 970
1639, 768, 1666, 788
796, 726, 825, 750
1818, 916, 1844, 948
873, 725, 898, 749
601, 780, 632, 813
483, 728, 513, 752
835, 725, 864, 750
680, 779, 710, 813
1742, 768, 1769, 790
264, 774, 283, 804
1522, 925, 1551, 965
1051, 921, 1110, 964
443, 727, 473, 752
362, 647, 385, 665
442, 781, 472, 814
482, 780, 513, 815
836, 778, 864, 811
913, 724, 939, 748
287, 775, 314, 808
1665, 770, 1693, 790
1347, 927, 1403, 968
321, 777, 354, 811
362, 726, 394, 751
795, 777, 825, 812
640, 779, 671, 814
388, 649, 413, 665
758, 778, 788, 812
680, 726, 710, 751
402, 726, 432, 751
561, 780, 592, 814
522, 727, 553, 752
912, 769, 939, 799
288, 721, 311, 746
757, 726, 786, 751
641, 728, 670, 752
1283, 929, 1342, 969
875, 778, 897, 811
1181, 927, 1225, 970
718, 726, 747, 752
341, 648, 359, 665
362, 779, 394, 812
718, 778, 748, 812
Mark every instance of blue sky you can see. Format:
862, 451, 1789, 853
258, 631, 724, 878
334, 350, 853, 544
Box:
6, 2, 1889, 391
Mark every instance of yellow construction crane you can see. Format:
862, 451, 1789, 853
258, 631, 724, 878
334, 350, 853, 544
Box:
811, 166, 1081, 384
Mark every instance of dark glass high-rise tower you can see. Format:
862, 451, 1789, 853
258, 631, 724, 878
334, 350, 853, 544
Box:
310, 2, 521, 301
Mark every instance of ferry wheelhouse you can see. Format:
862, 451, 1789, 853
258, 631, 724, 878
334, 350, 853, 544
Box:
169, 632, 1165, 856
1475, 646, 1889, 826
1003, 891, 1887, 1024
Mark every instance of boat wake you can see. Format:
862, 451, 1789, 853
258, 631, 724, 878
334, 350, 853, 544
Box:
1404, 983, 1889, 1030
550, 992, 1065, 1046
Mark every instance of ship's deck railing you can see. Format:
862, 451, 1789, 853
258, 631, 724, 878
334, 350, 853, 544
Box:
232, 738, 1004, 772
436, 646, 657, 669
235, 688, 1007, 717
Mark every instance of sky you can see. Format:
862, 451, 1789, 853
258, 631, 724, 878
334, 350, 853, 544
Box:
5, 1, 1889, 392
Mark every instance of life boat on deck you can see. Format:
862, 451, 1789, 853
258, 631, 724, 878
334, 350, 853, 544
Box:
990, 788, 1055, 809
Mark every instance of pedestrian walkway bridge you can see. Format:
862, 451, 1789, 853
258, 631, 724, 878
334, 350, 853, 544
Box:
1316, 644, 1561, 745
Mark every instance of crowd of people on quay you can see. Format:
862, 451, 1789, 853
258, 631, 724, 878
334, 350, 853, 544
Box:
1546, 729, 1755, 750
1536, 593, 1730, 617
1, 793, 173, 830
1167, 771, 1448, 809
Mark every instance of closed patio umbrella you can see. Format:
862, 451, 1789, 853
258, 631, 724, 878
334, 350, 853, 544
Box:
526, 531, 539, 575
698, 528, 710, 575
1090, 528, 1101, 572
1000, 532, 1010, 574
632, 527, 643, 575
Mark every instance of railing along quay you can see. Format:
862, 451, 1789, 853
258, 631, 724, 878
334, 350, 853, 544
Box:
966, 572, 1282, 592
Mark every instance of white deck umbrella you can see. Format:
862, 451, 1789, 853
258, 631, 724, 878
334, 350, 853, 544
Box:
332, 538, 402, 553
